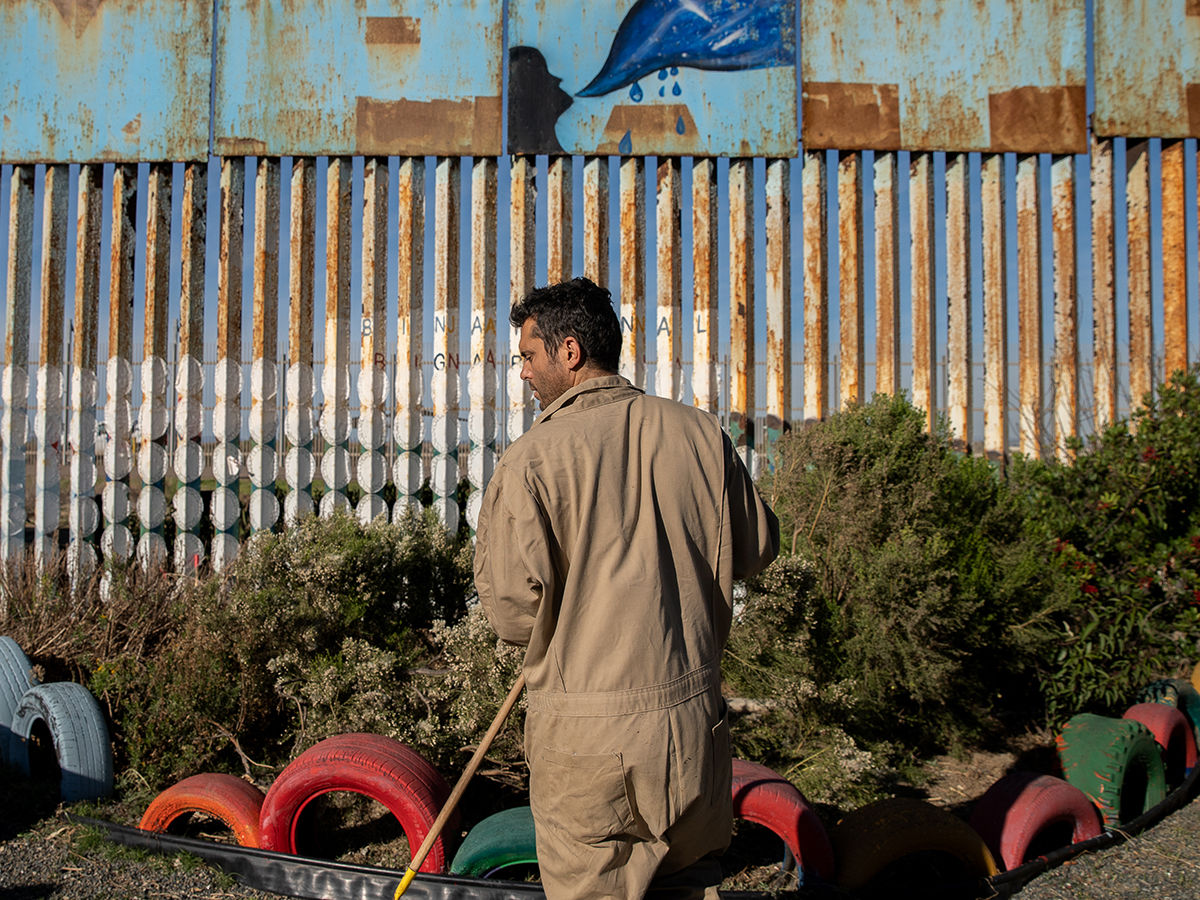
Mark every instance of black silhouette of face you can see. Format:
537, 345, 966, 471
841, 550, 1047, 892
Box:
508, 46, 573, 155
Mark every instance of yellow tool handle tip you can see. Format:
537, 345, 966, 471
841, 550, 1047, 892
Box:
394, 867, 418, 899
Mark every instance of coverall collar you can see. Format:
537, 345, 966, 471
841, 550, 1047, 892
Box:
533, 373, 643, 426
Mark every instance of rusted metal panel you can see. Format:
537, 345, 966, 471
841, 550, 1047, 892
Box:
728, 159, 754, 467
1051, 155, 1078, 461
547, 157, 573, 284
764, 158, 791, 456
981, 154, 1008, 462
394, 157, 426, 508
431, 157, 460, 532
2, 166, 33, 560
945, 153, 971, 448
1090, 138, 1117, 431
655, 157, 683, 402
1094, 0, 1200, 138
249, 157, 281, 537
873, 152, 900, 397
802, 0, 1086, 153
1016, 155, 1044, 458
285, 158, 317, 524
215, 1, 503, 157
34, 165, 68, 562
320, 158, 353, 520
0, 0, 211, 162
466, 157, 498, 531
508, 0, 797, 156
1161, 140, 1189, 377
618, 157, 646, 388
691, 158, 720, 414
357, 157, 389, 526
838, 151, 864, 409
1126, 141, 1154, 410
909, 153, 936, 430
507, 157, 535, 444
582, 157, 609, 287
802, 150, 828, 423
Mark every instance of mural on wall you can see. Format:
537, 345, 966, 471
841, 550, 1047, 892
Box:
215, 0, 503, 157
508, 0, 797, 156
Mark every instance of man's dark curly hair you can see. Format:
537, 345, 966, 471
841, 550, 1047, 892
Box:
510, 277, 622, 372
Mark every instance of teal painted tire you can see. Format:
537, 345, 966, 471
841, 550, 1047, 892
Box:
1135, 678, 1200, 750
0, 636, 36, 766
12, 681, 114, 802
1056, 713, 1166, 827
450, 806, 538, 878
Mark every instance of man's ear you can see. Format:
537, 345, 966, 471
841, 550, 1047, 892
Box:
560, 335, 586, 370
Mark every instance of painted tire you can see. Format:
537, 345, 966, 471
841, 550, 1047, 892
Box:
450, 806, 538, 878
1123, 702, 1197, 786
11, 681, 114, 802
967, 772, 1102, 870
0, 636, 37, 766
1135, 677, 1200, 749
259, 733, 453, 872
1056, 713, 1167, 827
731, 759, 835, 880
831, 797, 998, 890
140, 773, 266, 848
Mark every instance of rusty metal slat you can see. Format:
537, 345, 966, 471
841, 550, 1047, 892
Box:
619, 157, 647, 389
2, 166, 33, 560
1016, 154, 1043, 459
355, 157, 389, 526
802, 150, 828, 423
507, 157, 536, 445
394, 157, 425, 506
873, 153, 900, 397
432, 157, 460, 532
583, 157, 609, 287
1090, 138, 1117, 431
319, 157, 353, 520
945, 153, 971, 448
467, 156, 498, 531
982, 154, 1008, 463
70, 165, 103, 576
691, 158, 719, 413
35, 165, 68, 562
1051, 155, 1078, 461
284, 157, 316, 525
249, 157, 281, 536
765, 158, 791, 453
547, 156, 572, 284
838, 152, 864, 409
1161, 139, 1188, 378
656, 157, 683, 402
909, 153, 936, 431
729, 158, 754, 466
1126, 141, 1153, 411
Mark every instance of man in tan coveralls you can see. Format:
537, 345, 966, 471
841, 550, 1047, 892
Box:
475, 277, 779, 900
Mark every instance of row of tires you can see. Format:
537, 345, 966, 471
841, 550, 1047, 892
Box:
0, 636, 114, 802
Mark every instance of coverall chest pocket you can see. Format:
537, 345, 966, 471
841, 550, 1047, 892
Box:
533, 747, 640, 844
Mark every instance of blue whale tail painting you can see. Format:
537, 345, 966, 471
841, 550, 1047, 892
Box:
577, 0, 795, 98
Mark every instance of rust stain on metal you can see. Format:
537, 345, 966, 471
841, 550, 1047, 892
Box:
1190, 85, 1200, 135
39, 165, 69, 365
728, 158, 754, 454
217, 159, 244, 362
692, 158, 719, 413
109, 163, 136, 362
619, 157, 646, 387
909, 153, 936, 431
74, 164, 103, 370
288, 158, 315, 367
981, 154, 1008, 463
361, 158, 388, 366
6, 167, 34, 366
945, 153, 971, 448
597, 105, 698, 154
468, 156, 497, 456
217, 137, 269, 157
1016, 155, 1043, 458
1090, 138, 1116, 429
396, 156, 426, 458
547, 156, 572, 284
252, 158, 280, 362
143, 163, 171, 361
802, 149, 827, 423
582, 157, 609, 287
988, 86, 1087, 154
1126, 141, 1153, 410
802, 83, 900, 150
873, 152, 899, 396
325, 157, 352, 372
1050, 155, 1078, 461
765, 158, 791, 440
178, 163, 206, 359
1161, 140, 1188, 377
656, 157, 682, 402
356, 96, 502, 157
838, 151, 863, 409
508, 156, 535, 441
365, 16, 420, 45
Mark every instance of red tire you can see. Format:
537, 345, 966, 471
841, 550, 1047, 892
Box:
259, 733, 453, 872
967, 772, 1102, 871
139, 773, 266, 848
731, 759, 834, 880
1123, 702, 1198, 786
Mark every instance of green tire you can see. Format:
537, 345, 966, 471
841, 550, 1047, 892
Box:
450, 806, 538, 878
1056, 713, 1167, 827
1136, 677, 1200, 749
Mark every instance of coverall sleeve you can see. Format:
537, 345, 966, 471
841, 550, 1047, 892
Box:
474, 467, 556, 647
724, 433, 781, 579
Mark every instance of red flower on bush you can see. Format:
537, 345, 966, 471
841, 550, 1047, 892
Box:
1082, 583, 1099, 595
1141, 445, 1159, 461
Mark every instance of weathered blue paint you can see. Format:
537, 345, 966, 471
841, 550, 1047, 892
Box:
0, 0, 211, 163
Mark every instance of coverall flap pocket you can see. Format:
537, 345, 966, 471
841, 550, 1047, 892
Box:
534, 747, 638, 844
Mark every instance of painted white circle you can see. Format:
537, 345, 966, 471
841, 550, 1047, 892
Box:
34, 408, 61, 445
393, 411, 423, 450
174, 441, 204, 483
392, 450, 423, 491
104, 438, 132, 480
466, 489, 484, 531
284, 489, 315, 523
142, 356, 169, 396
137, 485, 166, 529
284, 406, 314, 446
319, 489, 350, 517
210, 486, 241, 530
136, 531, 168, 569
435, 497, 459, 534
249, 489, 280, 532
321, 365, 350, 404
174, 532, 205, 572
37, 366, 62, 414
210, 532, 240, 569
430, 454, 458, 497
430, 413, 457, 454
106, 356, 133, 397
392, 494, 422, 520
73, 496, 100, 538
286, 363, 314, 403
247, 445, 276, 487
468, 445, 498, 488
357, 407, 387, 450
320, 446, 351, 490
214, 358, 242, 401
68, 540, 98, 579
101, 481, 129, 520
141, 399, 169, 440
173, 485, 203, 531
175, 356, 204, 396
358, 366, 386, 404
137, 442, 168, 483
318, 406, 350, 444
248, 406, 278, 443
356, 450, 387, 494
356, 493, 389, 524
250, 358, 278, 401
211, 404, 241, 443
212, 443, 242, 486
469, 407, 497, 446
72, 455, 97, 492
178, 396, 203, 439
284, 447, 315, 488
101, 522, 134, 560
2, 365, 27, 406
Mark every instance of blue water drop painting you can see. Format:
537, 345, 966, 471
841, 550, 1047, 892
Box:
675, 116, 686, 135
630, 82, 644, 102
619, 130, 633, 154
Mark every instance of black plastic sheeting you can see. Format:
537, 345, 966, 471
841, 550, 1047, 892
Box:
72, 764, 1200, 900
